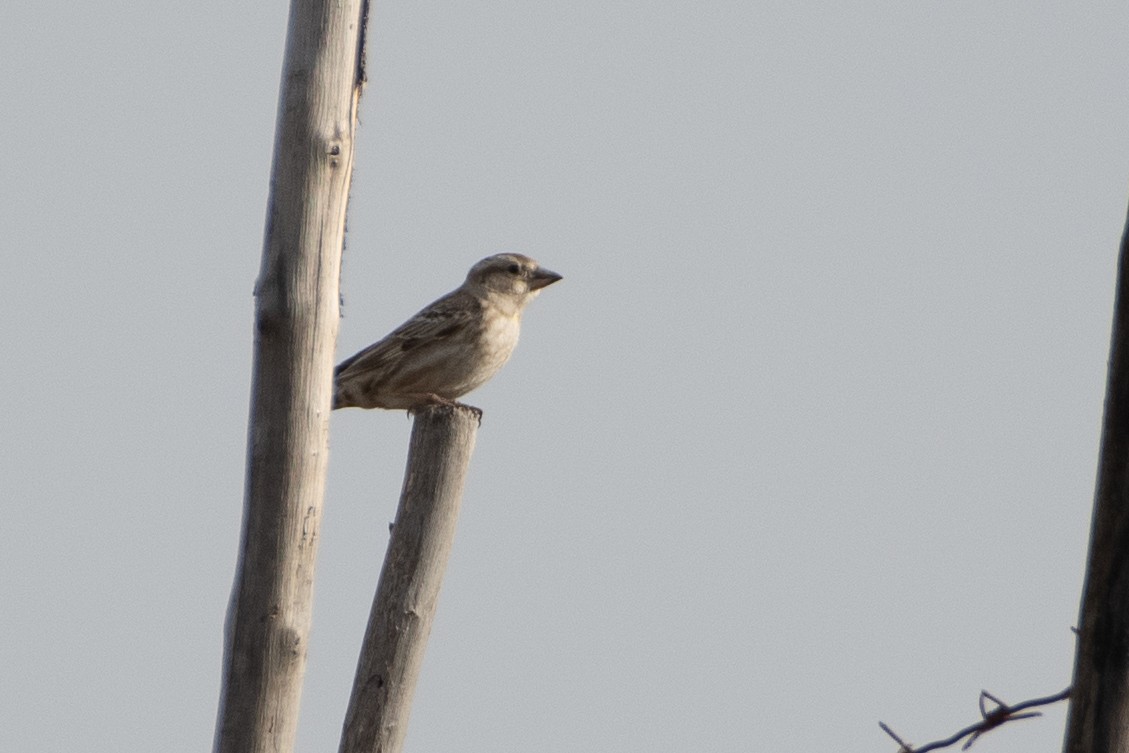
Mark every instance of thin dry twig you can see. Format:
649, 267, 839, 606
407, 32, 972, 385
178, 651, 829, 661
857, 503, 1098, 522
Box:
879, 687, 1070, 752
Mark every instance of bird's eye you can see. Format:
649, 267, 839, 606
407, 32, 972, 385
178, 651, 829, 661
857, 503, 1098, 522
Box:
507, 264, 521, 275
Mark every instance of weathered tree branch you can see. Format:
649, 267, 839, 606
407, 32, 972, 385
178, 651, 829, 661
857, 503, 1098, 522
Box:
213, 1, 368, 751
880, 687, 1070, 752
339, 404, 481, 753
1064, 202, 1129, 753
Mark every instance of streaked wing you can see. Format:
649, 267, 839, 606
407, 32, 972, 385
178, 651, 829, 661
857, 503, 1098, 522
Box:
335, 290, 479, 379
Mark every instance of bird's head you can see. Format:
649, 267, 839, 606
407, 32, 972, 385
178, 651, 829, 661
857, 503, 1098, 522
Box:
465, 253, 562, 304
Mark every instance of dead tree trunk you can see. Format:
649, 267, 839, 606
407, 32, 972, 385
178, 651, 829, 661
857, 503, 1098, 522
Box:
339, 404, 481, 753
1064, 203, 1129, 753
213, 2, 368, 751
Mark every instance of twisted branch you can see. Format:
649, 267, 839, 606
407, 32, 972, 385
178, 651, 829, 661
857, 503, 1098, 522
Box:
879, 687, 1070, 752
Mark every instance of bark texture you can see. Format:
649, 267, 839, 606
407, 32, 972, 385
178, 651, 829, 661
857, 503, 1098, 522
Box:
213, 1, 367, 751
339, 404, 480, 753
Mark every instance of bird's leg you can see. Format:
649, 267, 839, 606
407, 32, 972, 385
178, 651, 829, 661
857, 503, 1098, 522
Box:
414, 393, 459, 407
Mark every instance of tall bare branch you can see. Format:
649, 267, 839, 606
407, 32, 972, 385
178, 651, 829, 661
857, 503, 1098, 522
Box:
1064, 202, 1129, 753
339, 404, 480, 753
213, 1, 368, 751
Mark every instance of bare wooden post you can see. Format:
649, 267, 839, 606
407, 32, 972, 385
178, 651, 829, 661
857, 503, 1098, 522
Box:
339, 404, 480, 753
1064, 203, 1129, 753
213, 1, 367, 751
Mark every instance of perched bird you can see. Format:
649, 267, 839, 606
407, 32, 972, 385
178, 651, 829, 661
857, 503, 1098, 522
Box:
333, 253, 562, 411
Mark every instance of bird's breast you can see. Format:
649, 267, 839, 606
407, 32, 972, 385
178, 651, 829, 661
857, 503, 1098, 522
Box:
477, 310, 521, 367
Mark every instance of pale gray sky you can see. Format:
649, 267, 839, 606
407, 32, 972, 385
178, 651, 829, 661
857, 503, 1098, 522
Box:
3, 2, 1127, 752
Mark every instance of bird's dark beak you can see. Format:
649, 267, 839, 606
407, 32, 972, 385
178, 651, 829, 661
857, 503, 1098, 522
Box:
530, 267, 563, 290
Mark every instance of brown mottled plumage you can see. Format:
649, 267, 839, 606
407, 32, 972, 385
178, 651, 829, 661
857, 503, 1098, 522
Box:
333, 254, 561, 410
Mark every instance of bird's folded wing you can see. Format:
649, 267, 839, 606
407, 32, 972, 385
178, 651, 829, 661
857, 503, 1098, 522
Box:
334, 291, 479, 379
